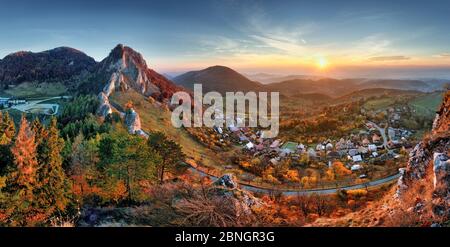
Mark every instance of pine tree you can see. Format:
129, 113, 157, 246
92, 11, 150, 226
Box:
6, 115, 41, 226
0, 111, 15, 144
36, 117, 69, 214
147, 132, 185, 184
0, 112, 13, 175
31, 117, 47, 147
31, 117, 48, 166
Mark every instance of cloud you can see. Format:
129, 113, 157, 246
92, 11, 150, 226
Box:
249, 35, 305, 54
434, 53, 450, 58
368, 55, 410, 61
352, 34, 391, 56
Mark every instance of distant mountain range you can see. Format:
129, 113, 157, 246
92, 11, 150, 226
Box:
0, 46, 448, 100
245, 73, 324, 84
174, 66, 449, 97
0, 44, 181, 101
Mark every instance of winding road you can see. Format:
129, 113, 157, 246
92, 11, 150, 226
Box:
184, 120, 401, 195
188, 166, 400, 196
11, 96, 71, 115
367, 120, 389, 149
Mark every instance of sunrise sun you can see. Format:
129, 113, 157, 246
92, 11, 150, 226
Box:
317, 57, 328, 69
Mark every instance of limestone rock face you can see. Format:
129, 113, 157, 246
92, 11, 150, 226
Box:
214, 174, 238, 189
124, 108, 142, 134
96, 44, 181, 100
395, 91, 450, 218
433, 153, 450, 191
97, 92, 113, 117
95, 44, 183, 129
432, 153, 450, 216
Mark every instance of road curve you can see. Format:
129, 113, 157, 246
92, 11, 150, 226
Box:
367, 120, 389, 149
188, 167, 400, 196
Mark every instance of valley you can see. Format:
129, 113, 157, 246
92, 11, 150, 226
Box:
0, 44, 448, 227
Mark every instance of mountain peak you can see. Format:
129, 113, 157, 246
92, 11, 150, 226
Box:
95, 44, 181, 103
0, 46, 96, 84
104, 44, 147, 69
173, 65, 261, 93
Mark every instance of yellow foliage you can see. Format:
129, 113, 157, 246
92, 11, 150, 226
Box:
347, 189, 368, 197
331, 161, 352, 177
283, 170, 300, 183
239, 161, 252, 169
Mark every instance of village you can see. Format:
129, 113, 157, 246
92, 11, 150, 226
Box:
208, 108, 416, 187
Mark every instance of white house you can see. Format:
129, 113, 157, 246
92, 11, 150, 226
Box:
316, 144, 325, 151
326, 143, 333, 150
270, 140, 281, 148
352, 155, 363, 162
351, 164, 362, 171
349, 149, 359, 156
245, 142, 254, 149
368, 144, 377, 152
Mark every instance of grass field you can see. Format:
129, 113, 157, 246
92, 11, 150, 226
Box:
110, 90, 235, 170
363, 97, 396, 110
409, 92, 443, 117
3, 82, 67, 98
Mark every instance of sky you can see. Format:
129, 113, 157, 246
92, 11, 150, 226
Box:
1, 0, 450, 78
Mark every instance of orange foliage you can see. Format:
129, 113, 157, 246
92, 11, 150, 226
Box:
283, 170, 300, 183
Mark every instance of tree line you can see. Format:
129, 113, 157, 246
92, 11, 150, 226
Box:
0, 109, 185, 226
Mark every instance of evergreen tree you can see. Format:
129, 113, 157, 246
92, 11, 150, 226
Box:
147, 132, 185, 184
31, 117, 47, 146
36, 117, 69, 214
31, 117, 48, 165
0, 112, 13, 175
0, 111, 15, 144
99, 131, 159, 202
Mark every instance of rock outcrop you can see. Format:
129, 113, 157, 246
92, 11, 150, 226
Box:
396, 90, 450, 218
94, 44, 183, 140
95, 44, 182, 101
211, 174, 263, 216
97, 92, 113, 117
432, 153, 450, 216
214, 174, 238, 189
124, 108, 147, 138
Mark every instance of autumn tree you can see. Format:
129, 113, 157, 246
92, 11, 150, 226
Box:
99, 131, 160, 202
0, 112, 15, 174
0, 111, 15, 144
147, 132, 185, 184
31, 118, 48, 165
328, 161, 352, 181
35, 117, 69, 215
68, 133, 99, 200
296, 193, 312, 216
310, 193, 329, 216
5, 116, 42, 226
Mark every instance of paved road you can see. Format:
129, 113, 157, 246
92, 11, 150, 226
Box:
11, 96, 71, 115
367, 120, 389, 149
188, 167, 400, 196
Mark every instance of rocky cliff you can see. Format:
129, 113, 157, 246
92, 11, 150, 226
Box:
396, 90, 449, 218
96, 44, 181, 100
311, 90, 449, 226
93, 44, 183, 137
